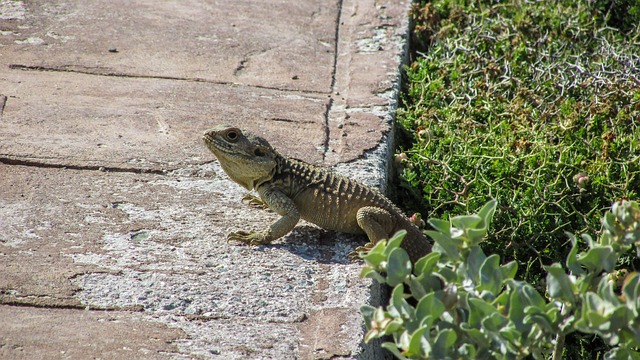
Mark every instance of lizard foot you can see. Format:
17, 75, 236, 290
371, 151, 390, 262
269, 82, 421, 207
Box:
227, 230, 271, 246
347, 242, 375, 262
241, 194, 271, 211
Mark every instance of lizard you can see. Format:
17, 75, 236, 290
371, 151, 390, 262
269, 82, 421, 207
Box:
202, 125, 432, 263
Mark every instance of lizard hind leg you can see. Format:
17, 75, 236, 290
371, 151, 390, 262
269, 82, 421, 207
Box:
350, 206, 395, 260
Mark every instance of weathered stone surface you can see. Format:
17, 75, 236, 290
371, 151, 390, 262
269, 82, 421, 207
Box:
298, 308, 365, 359
324, 0, 409, 165
0, 70, 329, 169
0, 162, 373, 358
0, 0, 336, 93
0, 0, 410, 358
0, 305, 185, 359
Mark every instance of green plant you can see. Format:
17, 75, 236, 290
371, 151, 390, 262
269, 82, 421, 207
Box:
360, 199, 640, 359
399, 0, 640, 288
396, 1, 640, 356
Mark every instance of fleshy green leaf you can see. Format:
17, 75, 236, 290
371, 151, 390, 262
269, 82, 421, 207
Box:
545, 263, 575, 303
524, 307, 554, 333
409, 273, 442, 299
477, 199, 498, 226
384, 319, 405, 336
468, 200, 497, 243
605, 346, 640, 360
460, 323, 486, 344
466, 245, 487, 284
398, 330, 411, 350
425, 230, 461, 260
381, 342, 408, 360
416, 292, 445, 326
499, 324, 521, 344
360, 266, 386, 284
432, 328, 457, 358
501, 260, 518, 281
387, 248, 412, 287
507, 280, 546, 333
482, 311, 509, 332
468, 297, 499, 328
479, 254, 502, 294
578, 245, 617, 272
585, 308, 609, 328
389, 284, 415, 320
428, 218, 452, 235
414, 251, 440, 276
565, 232, 585, 276
360, 305, 376, 329
435, 266, 457, 283
361, 240, 388, 265
622, 272, 640, 306
387, 230, 408, 252
520, 282, 546, 308
597, 276, 621, 305
459, 343, 477, 358
407, 326, 428, 357
451, 214, 482, 231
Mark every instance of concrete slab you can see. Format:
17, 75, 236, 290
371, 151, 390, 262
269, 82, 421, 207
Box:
0, 305, 185, 359
0, 162, 375, 358
0, 0, 411, 358
0, 0, 336, 93
1, 0, 409, 168
0, 69, 329, 169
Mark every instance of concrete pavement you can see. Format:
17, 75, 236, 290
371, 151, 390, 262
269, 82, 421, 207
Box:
0, 0, 410, 358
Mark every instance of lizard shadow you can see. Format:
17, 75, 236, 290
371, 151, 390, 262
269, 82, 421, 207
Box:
265, 225, 366, 265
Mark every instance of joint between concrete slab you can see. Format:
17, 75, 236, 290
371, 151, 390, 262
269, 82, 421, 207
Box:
7, 64, 329, 96
321, 0, 345, 164
0, 297, 144, 312
268, 117, 317, 124
0, 156, 168, 175
329, 0, 345, 92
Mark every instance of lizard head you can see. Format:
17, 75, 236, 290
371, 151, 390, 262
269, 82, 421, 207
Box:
203, 125, 277, 190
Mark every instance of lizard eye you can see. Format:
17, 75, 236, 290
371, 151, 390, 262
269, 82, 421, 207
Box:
225, 130, 239, 142
254, 148, 266, 157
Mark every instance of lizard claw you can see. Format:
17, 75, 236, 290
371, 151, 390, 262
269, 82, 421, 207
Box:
227, 230, 271, 246
347, 242, 375, 262
241, 194, 271, 210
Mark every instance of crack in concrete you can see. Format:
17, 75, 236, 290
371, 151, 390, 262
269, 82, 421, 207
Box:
8, 64, 328, 96
0, 94, 6, 119
233, 47, 274, 77
0, 156, 168, 175
269, 117, 316, 124
322, 98, 334, 161
233, 58, 249, 76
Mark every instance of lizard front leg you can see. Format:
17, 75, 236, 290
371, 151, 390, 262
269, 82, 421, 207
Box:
227, 186, 300, 246
241, 194, 271, 210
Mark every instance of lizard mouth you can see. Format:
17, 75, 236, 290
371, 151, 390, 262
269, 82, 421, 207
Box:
203, 133, 235, 157
202, 133, 221, 153
202, 133, 214, 145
